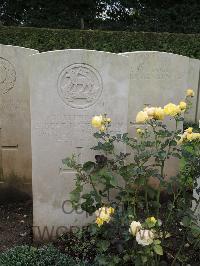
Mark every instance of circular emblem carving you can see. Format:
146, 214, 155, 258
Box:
58, 64, 102, 108
0, 58, 16, 94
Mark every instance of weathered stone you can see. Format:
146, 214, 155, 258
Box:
122, 51, 200, 124
122, 51, 200, 180
28, 49, 200, 239
30, 49, 130, 240
193, 176, 200, 224
0, 45, 38, 195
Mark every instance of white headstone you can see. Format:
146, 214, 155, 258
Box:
122, 51, 200, 124
193, 177, 200, 224
30, 49, 130, 240
123, 51, 200, 180
0, 45, 38, 194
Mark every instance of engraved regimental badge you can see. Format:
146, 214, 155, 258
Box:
58, 63, 102, 108
0, 58, 16, 94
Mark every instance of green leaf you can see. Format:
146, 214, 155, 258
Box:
181, 216, 192, 227
153, 244, 163, 256
147, 187, 156, 199
82, 161, 95, 172
62, 157, 74, 167
94, 132, 103, 138
98, 169, 117, 187
96, 256, 108, 265
70, 185, 82, 203
190, 224, 200, 238
97, 240, 110, 252
154, 239, 161, 245
141, 256, 148, 263
110, 174, 118, 187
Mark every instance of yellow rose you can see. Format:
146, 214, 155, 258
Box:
188, 133, 200, 141
186, 89, 195, 97
196, 133, 200, 140
145, 216, 157, 226
100, 125, 106, 132
153, 107, 165, 120
129, 221, 142, 236
177, 134, 186, 145
136, 111, 149, 123
179, 101, 187, 111
136, 128, 144, 135
164, 103, 181, 117
108, 207, 115, 215
186, 133, 196, 141
149, 217, 157, 223
144, 107, 155, 119
106, 118, 111, 123
95, 217, 104, 227
91, 115, 103, 128
185, 127, 193, 134
95, 207, 114, 224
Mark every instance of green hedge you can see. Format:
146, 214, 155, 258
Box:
0, 26, 200, 59
0, 245, 89, 266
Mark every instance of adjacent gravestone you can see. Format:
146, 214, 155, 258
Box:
30, 49, 130, 240
122, 51, 200, 124
123, 51, 200, 180
0, 45, 38, 195
193, 177, 200, 224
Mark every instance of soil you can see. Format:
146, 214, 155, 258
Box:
0, 200, 33, 252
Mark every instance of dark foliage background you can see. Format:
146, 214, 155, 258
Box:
0, 26, 199, 59
0, 0, 199, 33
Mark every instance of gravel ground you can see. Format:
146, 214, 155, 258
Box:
0, 200, 32, 252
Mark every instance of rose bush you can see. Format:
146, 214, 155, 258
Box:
63, 89, 200, 265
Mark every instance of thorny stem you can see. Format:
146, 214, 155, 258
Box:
153, 118, 179, 218
88, 174, 99, 197
145, 184, 149, 215
166, 190, 181, 224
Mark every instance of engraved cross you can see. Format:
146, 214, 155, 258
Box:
61, 146, 84, 174
0, 128, 18, 182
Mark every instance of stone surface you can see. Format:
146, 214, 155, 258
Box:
187, 58, 200, 122
122, 51, 200, 124
192, 176, 200, 225
0, 45, 38, 194
123, 51, 200, 179
30, 49, 130, 240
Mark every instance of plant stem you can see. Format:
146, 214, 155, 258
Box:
156, 161, 164, 217
145, 184, 149, 215
156, 189, 161, 218
165, 190, 181, 226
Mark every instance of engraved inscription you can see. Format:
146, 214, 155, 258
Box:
58, 64, 102, 109
130, 57, 186, 80
34, 114, 124, 143
35, 115, 93, 143
0, 58, 16, 94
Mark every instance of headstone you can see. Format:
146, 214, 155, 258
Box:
122, 51, 200, 124
30, 49, 130, 240
193, 177, 200, 224
122, 51, 200, 180
0, 45, 38, 194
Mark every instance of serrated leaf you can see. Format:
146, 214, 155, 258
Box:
97, 240, 110, 252
153, 244, 163, 256
182, 216, 192, 227
83, 161, 95, 172
154, 239, 161, 245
